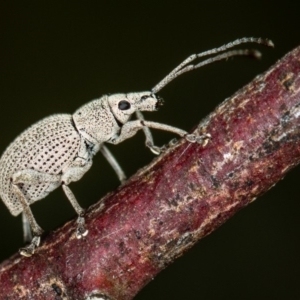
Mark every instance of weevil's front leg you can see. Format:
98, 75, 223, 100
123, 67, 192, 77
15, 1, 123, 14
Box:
110, 119, 211, 147
108, 120, 144, 145
142, 121, 212, 145
12, 169, 62, 256
135, 111, 161, 155
100, 145, 127, 183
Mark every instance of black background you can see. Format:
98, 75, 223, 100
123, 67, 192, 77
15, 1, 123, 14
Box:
0, 1, 300, 299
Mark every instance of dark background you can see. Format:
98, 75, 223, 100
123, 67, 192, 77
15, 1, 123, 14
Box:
0, 1, 300, 299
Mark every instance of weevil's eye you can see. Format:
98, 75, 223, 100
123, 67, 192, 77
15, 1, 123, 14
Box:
118, 100, 131, 110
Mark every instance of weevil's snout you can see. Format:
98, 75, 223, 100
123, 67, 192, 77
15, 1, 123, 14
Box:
123, 92, 158, 112
138, 92, 163, 112
155, 95, 164, 109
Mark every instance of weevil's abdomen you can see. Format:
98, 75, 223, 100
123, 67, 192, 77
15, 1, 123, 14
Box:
0, 114, 81, 216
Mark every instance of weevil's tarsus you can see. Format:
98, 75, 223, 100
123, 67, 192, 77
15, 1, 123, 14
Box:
168, 138, 178, 147
185, 133, 212, 145
19, 235, 41, 257
196, 133, 212, 146
76, 215, 88, 239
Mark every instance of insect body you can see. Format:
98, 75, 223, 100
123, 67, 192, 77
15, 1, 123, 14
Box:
0, 37, 273, 257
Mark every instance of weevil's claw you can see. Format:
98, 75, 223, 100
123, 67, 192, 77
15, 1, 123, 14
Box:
185, 134, 197, 143
148, 138, 179, 155
197, 133, 211, 146
76, 216, 88, 239
168, 138, 178, 147
150, 145, 161, 155
19, 235, 41, 257
185, 133, 211, 146
159, 145, 168, 152
145, 141, 162, 155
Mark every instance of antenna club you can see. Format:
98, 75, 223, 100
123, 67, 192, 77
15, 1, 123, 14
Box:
242, 37, 274, 48
250, 50, 262, 59
258, 38, 274, 48
267, 39, 275, 48
155, 95, 164, 108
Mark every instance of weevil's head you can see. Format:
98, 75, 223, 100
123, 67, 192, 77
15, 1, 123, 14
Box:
107, 92, 164, 124
72, 92, 163, 144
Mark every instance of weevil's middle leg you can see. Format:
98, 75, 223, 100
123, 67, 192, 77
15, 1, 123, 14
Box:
100, 145, 127, 183
22, 212, 32, 244
62, 184, 88, 239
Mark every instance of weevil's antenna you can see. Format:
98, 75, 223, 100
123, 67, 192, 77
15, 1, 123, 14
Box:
151, 37, 274, 94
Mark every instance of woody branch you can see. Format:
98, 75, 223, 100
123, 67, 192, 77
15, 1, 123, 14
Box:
1, 46, 300, 300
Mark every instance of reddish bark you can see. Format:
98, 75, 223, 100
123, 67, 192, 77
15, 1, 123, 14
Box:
1, 46, 300, 300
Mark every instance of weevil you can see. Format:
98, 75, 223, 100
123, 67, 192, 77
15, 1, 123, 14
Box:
0, 37, 273, 257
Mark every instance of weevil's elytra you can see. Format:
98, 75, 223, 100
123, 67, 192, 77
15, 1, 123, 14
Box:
0, 115, 80, 216
0, 37, 273, 257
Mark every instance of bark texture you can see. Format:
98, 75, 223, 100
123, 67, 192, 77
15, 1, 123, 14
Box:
1, 46, 300, 300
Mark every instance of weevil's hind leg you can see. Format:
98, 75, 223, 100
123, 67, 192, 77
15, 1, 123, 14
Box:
22, 212, 32, 244
12, 169, 63, 256
62, 184, 88, 239
100, 145, 126, 183
12, 184, 43, 257
135, 111, 162, 155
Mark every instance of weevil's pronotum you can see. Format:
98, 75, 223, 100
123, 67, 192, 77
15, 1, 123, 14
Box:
0, 37, 273, 256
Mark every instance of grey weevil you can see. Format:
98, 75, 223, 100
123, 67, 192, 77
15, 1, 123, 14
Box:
0, 37, 273, 257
